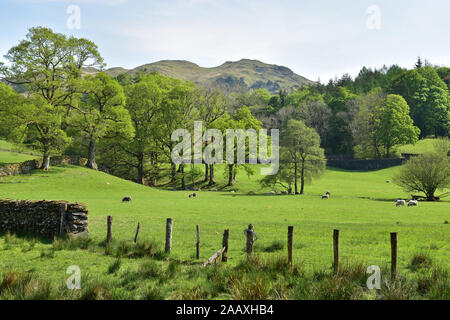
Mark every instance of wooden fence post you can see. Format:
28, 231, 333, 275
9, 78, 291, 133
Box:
106, 216, 113, 243
134, 222, 140, 243
196, 225, 200, 259
288, 226, 294, 265
333, 229, 339, 275
222, 229, 229, 262
390, 232, 398, 279
246, 224, 254, 256
165, 218, 173, 254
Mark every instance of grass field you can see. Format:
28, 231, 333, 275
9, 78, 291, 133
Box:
0, 141, 449, 299
0, 140, 40, 166
0, 157, 448, 299
399, 138, 450, 154
0, 151, 36, 166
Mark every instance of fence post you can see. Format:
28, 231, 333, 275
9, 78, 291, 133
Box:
134, 222, 140, 243
390, 232, 398, 279
288, 226, 294, 265
246, 224, 254, 256
222, 229, 229, 262
196, 225, 200, 259
59, 203, 67, 236
165, 218, 173, 254
333, 229, 339, 275
106, 216, 113, 243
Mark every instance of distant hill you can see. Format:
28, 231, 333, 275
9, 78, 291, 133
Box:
87, 59, 313, 94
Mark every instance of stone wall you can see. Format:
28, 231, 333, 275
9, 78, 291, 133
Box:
0, 199, 88, 238
0, 156, 88, 177
326, 158, 406, 171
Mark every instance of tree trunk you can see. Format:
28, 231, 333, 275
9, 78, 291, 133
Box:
300, 159, 305, 194
86, 139, 98, 170
294, 161, 298, 194
171, 163, 177, 182
204, 163, 209, 182
137, 152, 145, 185
208, 164, 215, 185
180, 164, 186, 190
227, 164, 234, 186
42, 153, 51, 171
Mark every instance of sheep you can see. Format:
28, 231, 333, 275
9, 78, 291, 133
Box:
322, 194, 329, 199
386, 181, 391, 183
396, 200, 406, 207
408, 200, 418, 207
269, 191, 276, 195
122, 196, 132, 203
188, 193, 197, 198
325, 191, 330, 196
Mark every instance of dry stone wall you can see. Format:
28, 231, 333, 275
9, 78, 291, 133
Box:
0, 199, 88, 238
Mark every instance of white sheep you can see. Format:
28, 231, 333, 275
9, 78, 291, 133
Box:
396, 200, 406, 207
408, 200, 419, 207
322, 194, 329, 199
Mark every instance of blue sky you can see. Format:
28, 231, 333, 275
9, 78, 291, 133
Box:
1, 0, 449, 82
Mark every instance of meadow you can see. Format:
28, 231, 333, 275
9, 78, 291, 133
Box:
0, 148, 448, 299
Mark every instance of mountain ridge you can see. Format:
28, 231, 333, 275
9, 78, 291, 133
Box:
86, 59, 313, 94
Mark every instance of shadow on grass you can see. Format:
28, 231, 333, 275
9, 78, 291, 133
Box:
0, 230, 54, 245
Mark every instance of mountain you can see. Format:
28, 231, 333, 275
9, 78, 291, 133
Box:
92, 59, 314, 94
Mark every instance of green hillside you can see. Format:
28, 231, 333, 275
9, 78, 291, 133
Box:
399, 138, 450, 154
0, 151, 36, 165
0, 163, 448, 299
95, 59, 313, 94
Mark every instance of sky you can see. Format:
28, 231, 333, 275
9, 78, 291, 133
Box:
1, 0, 449, 82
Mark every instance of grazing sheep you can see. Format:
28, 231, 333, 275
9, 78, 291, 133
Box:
230, 190, 235, 193
269, 191, 276, 195
322, 194, 329, 199
396, 200, 406, 207
122, 196, 132, 203
188, 193, 197, 198
408, 200, 419, 207
386, 181, 391, 183
325, 191, 330, 196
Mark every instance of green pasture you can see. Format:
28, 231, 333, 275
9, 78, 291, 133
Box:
0, 163, 448, 290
